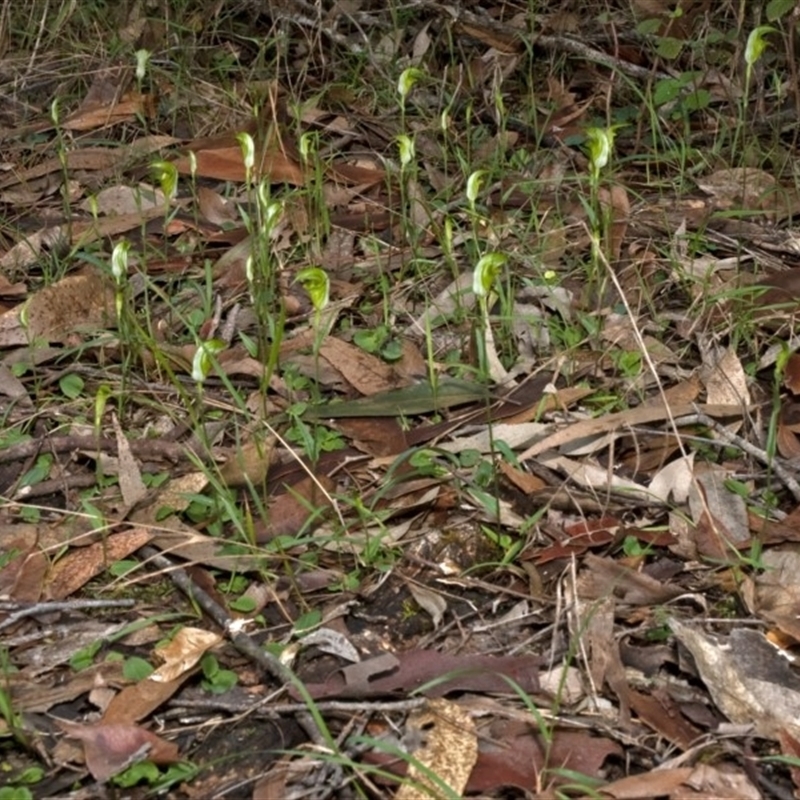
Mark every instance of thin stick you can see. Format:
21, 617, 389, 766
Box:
0, 599, 135, 632
691, 410, 800, 504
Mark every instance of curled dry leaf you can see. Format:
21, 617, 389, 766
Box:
648, 452, 695, 504
406, 582, 447, 629
151, 626, 222, 683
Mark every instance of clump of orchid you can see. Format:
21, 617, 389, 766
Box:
397, 66, 425, 126
150, 159, 179, 214
299, 130, 329, 241
191, 337, 226, 394
472, 251, 508, 383
732, 25, 776, 164
109, 239, 131, 324
295, 266, 330, 381
581, 124, 619, 295
236, 130, 287, 389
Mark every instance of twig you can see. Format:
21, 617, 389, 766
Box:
414, 0, 673, 81
536, 32, 672, 80
0, 434, 191, 465
171, 696, 426, 716
0, 598, 135, 632
691, 410, 800, 504
137, 545, 328, 746
13, 473, 99, 500
137, 546, 290, 683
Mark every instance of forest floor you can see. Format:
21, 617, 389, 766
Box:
3, 1, 800, 798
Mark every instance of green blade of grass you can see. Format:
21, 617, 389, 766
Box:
302, 378, 491, 419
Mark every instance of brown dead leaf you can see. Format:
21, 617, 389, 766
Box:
0, 136, 177, 195
58, 720, 179, 782
112, 413, 148, 512
252, 759, 291, 800
319, 337, 407, 395
63, 91, 155, 131
643, 375, 702, 408
0, 269, 114, 346
299, 650, 540, 700
701, 346, 749, 425
103, 673, 189, 725
10, 661, 127, 713
600, 767, 695, 799
648, 453, 695, 503
687, 468, 750, 559
150, 525, 264, 571
217, 435, 278, 489
778, 400, 800, 458
175, 97, 305, 185
175, 143, 305, 185
497, 459, 546, 493
328, 160, 386, 187
0, 523, 49, 603
14, 619, 127, 675
779, 730, 800, 796
255, 474, 335, 541
79, 184, 166, 216
0, 148, 117, 190
0, 273, 28, 297
406, 582, 447, 629
685, 762, 761, 798
518, 403, 746, 461
197, 185, 239, 225
756, 504, 800, 546
753, 548, 800, 622
468, 719, 621, 793
785, 353, 800, 395
0, 545, 47, 603
46, 527, 152, 600
334, 417, 409, 457
759, 267, 800, 313
627, 687, 704, 750
697, 167, 800, 222
453, 18, 522, 53
577, 554, 682, 605
571, 591, 631, 722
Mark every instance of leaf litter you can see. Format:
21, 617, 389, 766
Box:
3, 1, 800, 798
